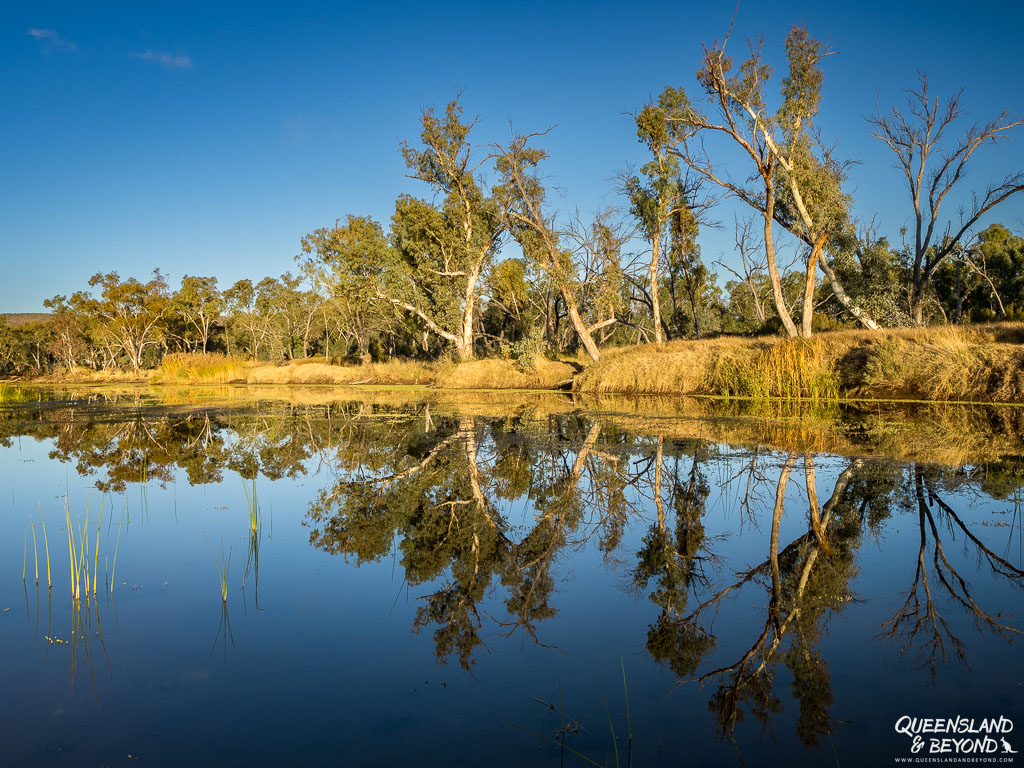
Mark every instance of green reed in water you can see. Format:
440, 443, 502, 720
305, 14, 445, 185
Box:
23, 509, 52, 590
40, 506, 52, 590
60, 493, 109, 602
205, 533, 232, 602
243, 478, 261, 536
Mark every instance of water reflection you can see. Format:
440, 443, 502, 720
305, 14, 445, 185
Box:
883, 467, 1024, 674
1, 391, 1022, 761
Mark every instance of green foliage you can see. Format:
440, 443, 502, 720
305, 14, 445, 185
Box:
84, 270, 170, 372
499, 324, 548, 372
12, 73, 1024, 374
170, 275, 224, 353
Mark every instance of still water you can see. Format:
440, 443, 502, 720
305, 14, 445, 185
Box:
0, 387, 1021, 767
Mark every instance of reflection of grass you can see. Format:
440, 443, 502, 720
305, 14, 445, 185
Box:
242, 479, 263, 603
515, 662, 634, 768
0, 384, 34, 404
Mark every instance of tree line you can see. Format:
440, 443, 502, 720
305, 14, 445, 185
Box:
3, 24, 1023, 375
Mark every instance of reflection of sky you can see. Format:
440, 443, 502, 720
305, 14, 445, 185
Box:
0, 422, 1020, 766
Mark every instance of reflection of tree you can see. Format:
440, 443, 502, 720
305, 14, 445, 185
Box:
684, 456, 868, 748
6, 401, 362, 492
633, 437, 716, 677
881, 466, 1024, 676
49, 411, 227, 492
306, 414, 634, 669
5, 394, 1023, 737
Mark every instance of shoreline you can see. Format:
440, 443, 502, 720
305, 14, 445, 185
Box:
5, 323, 1024, 406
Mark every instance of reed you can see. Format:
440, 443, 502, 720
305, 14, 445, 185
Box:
243, 479, 261, 536
79, 504, 90, 598
92, 497, 103, 597
205, 533, 232, 602
39, 504, 51, 590
156, 352, 251, 384
29, 514, 39, 585
109, 516, 123, 594
727, 338, 839, 401
515, 664, 635, 768
65, 497, 79, 602
242, 479, 262, 601
62, 494, 107, 602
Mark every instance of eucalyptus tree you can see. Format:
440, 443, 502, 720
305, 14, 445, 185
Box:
868, 74, 1024, 324
716, 217, 769, 327
223, 279, 266, 359
397, 98, 505, 361
625, 106, 708, 343
301, 215, 399, 359
647, 25, 879, 336
255, 273, 308, 360
82, 270, 170, 373
303, 101, 503, 362
492, 131, 616, 361
566, 209, 630, 344
171, 275, 223, 353
480, 257, 542, 346
42, 294, 91, 371
665, 197, 718, 338
933, 223, 1024, 322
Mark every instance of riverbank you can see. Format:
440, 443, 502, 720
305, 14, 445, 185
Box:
3, 382, 1023, 469
7, 323, 1024, 403
574, 323, 1024, 402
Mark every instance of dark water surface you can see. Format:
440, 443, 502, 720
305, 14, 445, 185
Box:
0, 387, 1021, 767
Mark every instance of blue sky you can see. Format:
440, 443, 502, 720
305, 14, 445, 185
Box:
2, 0, 1023, 312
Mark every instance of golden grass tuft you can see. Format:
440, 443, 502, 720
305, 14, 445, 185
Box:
433, 357, 578, 390
727, 338, 839, 400
244, 358, 435, 386
155, 353, 252, 384
855, 325, 1024, 401
575, 323, 1024, 403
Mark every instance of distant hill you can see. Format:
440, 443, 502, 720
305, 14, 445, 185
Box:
1, 313, 51, 326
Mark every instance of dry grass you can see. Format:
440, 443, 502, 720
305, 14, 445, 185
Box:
433, 357, 578, 390
575, 323, 1024, 403
155, 353, 252, 384
20, 322, 1024, 403
244, 356, 574, 389
244, 358, 435, 386
850, 325, 1024, 401
44, 368, 153, 383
